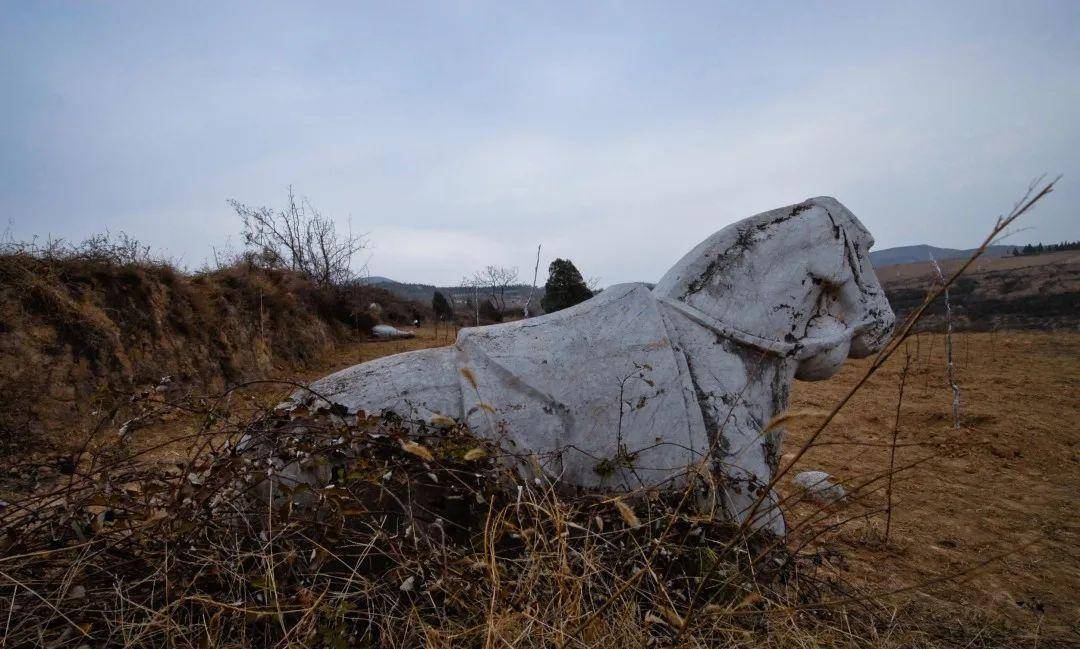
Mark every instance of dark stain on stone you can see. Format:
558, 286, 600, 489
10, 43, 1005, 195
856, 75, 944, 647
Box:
682, 226, 758, 299
684, 355, 727, 458
824, 207, 842, 239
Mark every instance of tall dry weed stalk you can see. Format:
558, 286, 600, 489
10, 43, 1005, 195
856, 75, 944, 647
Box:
885, 341, 913, 540
928, 253, 961, 428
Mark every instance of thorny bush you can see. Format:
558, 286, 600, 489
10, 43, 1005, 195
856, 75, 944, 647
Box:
0, 399, 857, 648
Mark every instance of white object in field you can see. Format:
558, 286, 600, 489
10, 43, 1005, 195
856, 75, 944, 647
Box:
793, 470, 846, 504
286, 197, 894, 535
371, 324, 415, 339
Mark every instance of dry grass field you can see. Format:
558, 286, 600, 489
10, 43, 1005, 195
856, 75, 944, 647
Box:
3, 324, 1077, 647
306, 326, 1080, 643
785, 330, 1080, 642
879, 250, 1080, 332
877, 249, 1080, 282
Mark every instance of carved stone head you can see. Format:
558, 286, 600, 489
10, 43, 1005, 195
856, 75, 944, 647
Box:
653, 197, 895, 377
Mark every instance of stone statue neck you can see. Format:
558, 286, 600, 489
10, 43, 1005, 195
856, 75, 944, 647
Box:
656, 296, 797, 357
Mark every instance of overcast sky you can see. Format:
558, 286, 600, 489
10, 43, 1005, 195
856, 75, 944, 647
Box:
2, 2, 1077, 285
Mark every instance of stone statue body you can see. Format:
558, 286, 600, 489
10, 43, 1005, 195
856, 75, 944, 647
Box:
293, 197, 894, 534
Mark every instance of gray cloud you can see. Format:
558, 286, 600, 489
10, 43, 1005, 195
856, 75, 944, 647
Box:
2, 1, 1077, 285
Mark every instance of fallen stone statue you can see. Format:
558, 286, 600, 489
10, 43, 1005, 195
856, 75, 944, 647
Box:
371, 324, 415, 339
282, 197, 894, 534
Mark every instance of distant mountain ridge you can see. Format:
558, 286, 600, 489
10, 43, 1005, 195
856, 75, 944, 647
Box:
358, 275, 542, 311
362, 243, 1025, 302
870, 244, 1018, 267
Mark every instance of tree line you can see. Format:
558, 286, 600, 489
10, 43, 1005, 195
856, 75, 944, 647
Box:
1011, 240, 1080, 256
436, 257, 595, 325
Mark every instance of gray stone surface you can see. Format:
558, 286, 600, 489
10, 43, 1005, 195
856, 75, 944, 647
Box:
793, 470, 846, 504
289, 197, 894, 534
371, 324, 415, 339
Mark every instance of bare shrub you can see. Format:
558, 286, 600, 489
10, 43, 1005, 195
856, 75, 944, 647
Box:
228, 187, 367, 287
0, 228, 165, 267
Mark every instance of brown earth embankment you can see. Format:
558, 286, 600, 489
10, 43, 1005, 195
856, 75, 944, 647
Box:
0, 255, 425, 450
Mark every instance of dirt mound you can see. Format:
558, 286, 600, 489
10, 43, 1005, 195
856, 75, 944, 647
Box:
0, 254, 426, 450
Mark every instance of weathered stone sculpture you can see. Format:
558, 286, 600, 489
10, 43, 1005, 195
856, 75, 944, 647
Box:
290, 197, 894, 534
371, 324, 415, 340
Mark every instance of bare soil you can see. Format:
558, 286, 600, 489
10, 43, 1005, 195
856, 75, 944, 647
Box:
785, 331, 1080, 642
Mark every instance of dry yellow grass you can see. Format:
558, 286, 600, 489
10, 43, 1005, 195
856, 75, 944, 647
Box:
4, 326, 1076, 647
317, 327, 1080, 644
785, 330, 1080, 640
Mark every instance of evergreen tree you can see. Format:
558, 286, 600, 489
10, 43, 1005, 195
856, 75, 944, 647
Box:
541, 258, 593, 313
432, 290, 453, 321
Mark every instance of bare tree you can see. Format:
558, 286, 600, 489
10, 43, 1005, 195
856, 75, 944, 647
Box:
460, 274, 482, 326
228, 186, 366, 286
482, 265, 519, 312
463, 265, 519, 316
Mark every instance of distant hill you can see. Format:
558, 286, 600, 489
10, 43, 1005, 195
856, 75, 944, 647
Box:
870, 244, 1018, 267
359, 276, 543, 312
878, 249, 1079, 331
